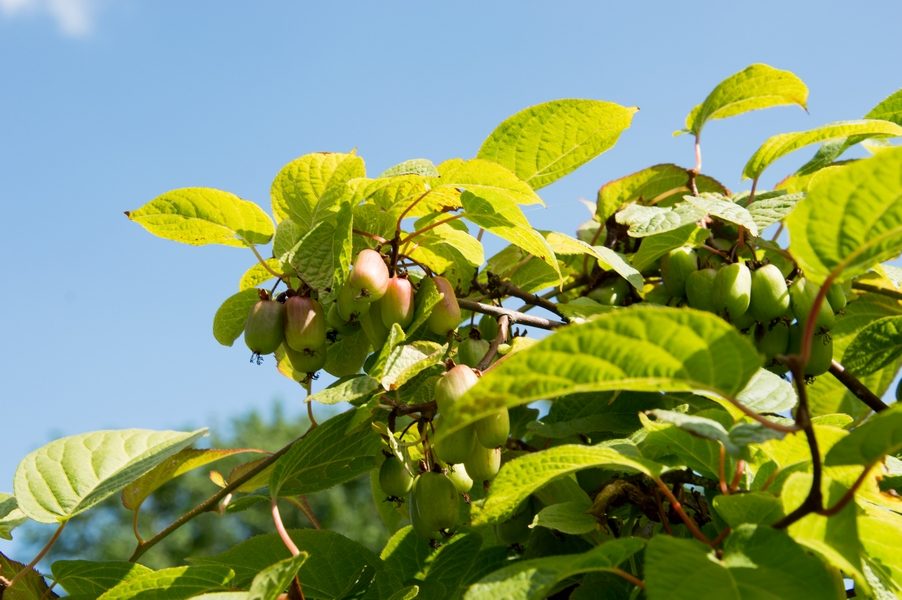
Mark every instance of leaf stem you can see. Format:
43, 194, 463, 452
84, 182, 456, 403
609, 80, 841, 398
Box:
718, 444, 730, 496
271, 498, 301, 556
487, 274, 567, 320
248, 243, 288, 281
653, 478, 712, 546
610, 567, 645, 590
693, 135, 703, 174
399, 213, 464, 248
852, 282, 902, 301
7, 521, 67, 591
352, 228, 388, 246
828, 360, 888, 413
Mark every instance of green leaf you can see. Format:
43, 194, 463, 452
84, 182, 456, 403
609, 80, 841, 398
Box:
531, 500, 596, 535
545, 232, 643, 289
785, 148, 902, 283
529, 391, 666, 439
127, 188, 274, 247
615, 202, 706, 237
269, 408, 381, 497
474, 443, 662, 525
463, 538, 645, 600
742, 119, 902, 180
379, 525, 434, 587
645, 525, 844, 600
780, 472, 866, 591
272, 219, 303, 262
52, 561, 154, 599
0, 493, 26, 540
283, 201, 354, 291
418, 533, 483, 599
439, 305, 761, 440
212, 288, 260, 347
14, 428, 206, 523
683, 193, 759, 237
842, 315, 902, 376
121, 447, 261, 511
477, 99, 637, 190
640, 412, 724, 479
858, 509, 902, 597
596, 163, 728, 223
380, 341, 446, 391
238, 260, 281, 291
684, 63, 808, 137
825, 403, 902, 467
630, 225, 710, 273
96, 565, 235, 599
734, 367, 797, 414
379, 158, 439, 178
246, 553, 308, 600
712, 492, 783, 528
460, 191, 560, 278
307, 375, 380, 405
744, 190, 804, 231
0, 551, 56, 600
270, 152, 365, 227
436, 157, 543, 206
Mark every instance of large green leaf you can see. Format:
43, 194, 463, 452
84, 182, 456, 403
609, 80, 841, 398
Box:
825, 403, 902, 467
306, 375, 380, 406
417, 533, 483, 599
269, 408, 381, 497
439, 305, 761, 439
0, 552, 56, 600
473, 443, 663, 525
270, 152, 365, 227
744, 190, 804, 231
684, 63, 808, 137
596, 163, 727, 223
463, 539, 645, 600
615, 202, 706, 237
212, 288, 260, 347
531, 499, 596, 535
127, 188, 274, 247
742, 119, 902, 180
544, 232, 643, 289
282, 201, 354, 290
683, 193, 759, 237
96, 565, 235, 599
785, 148, 902, 283
842, 315, 902, 376
52, 561, 154, 599
644, 525, 844, 600
477, 99, 637, 190
14, 428, 206, 523
712, 492, 783, 528
435, 158, 543, 205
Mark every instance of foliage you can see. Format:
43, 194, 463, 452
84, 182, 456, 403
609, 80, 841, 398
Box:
2, 65, 901, 599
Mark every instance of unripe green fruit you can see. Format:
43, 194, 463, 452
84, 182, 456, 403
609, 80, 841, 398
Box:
426, 276, 462, 336
458, 338, 490, 368
588, 278, 630, 306
756, 321, 790, 361
283, 345, 326, 374
380, 277, 416, 329
478, 314, 500, 341
409, 472, 460, 537
326, 302, 357, 334
731, 310, 757, 330
495, 501, 533, 545
337, 283, 371, 321
712, 262, 752, 320
789, 278, 835, 330
643, 284, 671, 306
244, 299, 286, 355
432, 418, 476, 465
435, 365, 479, 413
685, 268, 718, 313
360, 301, 390, 349
749, 264, 791, 322
446, 464, 473, 493
348, 248, 390, 300
464, 444, 502, 482
284, 296, 327, 352
475, 409, 510, 448
379, 455, 414, 498
789, 324, 833, 376
826, 283, 848, 313
660, 247, 698, 298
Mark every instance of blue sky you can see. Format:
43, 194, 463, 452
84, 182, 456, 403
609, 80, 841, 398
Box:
1, 0, 900, 538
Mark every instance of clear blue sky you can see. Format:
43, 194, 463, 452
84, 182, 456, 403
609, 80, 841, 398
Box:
1, 1, 900, 522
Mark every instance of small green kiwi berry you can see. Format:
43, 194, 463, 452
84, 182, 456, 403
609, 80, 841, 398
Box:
244, 297, 286, 355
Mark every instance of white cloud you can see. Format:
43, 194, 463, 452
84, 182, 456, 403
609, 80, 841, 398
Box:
0, 0, 100, 37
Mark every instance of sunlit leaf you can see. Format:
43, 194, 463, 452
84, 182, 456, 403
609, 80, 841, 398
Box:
271, 152, 365, 226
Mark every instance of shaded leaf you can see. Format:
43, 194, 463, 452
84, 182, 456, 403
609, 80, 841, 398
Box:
212, 289, 260, 347
825, 403, 902, 467
0, 493, 26, 540
52, 561, 153, 599
96, 565, 235, 599
246, 553, 308, 600
842, 315, 902, 376
307, 375, 381, 406
531, 500, 596, 535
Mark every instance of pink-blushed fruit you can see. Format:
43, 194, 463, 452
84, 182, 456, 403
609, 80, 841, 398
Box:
244, 299, 286, 355
434, 365, 479, 414
284, 295, 327, 352
425, 276, 461, 336
380, 276, 416, 329
348, 249, 390, 300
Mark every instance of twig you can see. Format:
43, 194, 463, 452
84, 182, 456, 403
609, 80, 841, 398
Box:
653, 478, 712, 545
718, 444, 730, 496
477, 314, 511, 371
352, 228, 388, 245
490, 275, 567, 320
819, 464, 875, 517
829, 360, 889, 413
729, 460, 745, 493
457, 298, 565, 330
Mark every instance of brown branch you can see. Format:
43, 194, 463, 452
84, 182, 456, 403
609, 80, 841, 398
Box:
476, 314, 511, 372
653, 478, 712, 546
610, 567, 645, 591
828, 360, 889, 413
6, 521, 67, 591
352, 228, 388, 245
489, 274, 567, 320
458, 298, 565, 330
819, 463, 876, 517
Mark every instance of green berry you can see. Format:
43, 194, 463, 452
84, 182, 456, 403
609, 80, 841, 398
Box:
284, 296, 327, 352
749, 264, 791, 322
244, 298, 286, 355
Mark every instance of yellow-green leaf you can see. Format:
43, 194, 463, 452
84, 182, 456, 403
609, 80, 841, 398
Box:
127, 188, 274, 247
270, 152, 365, 227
